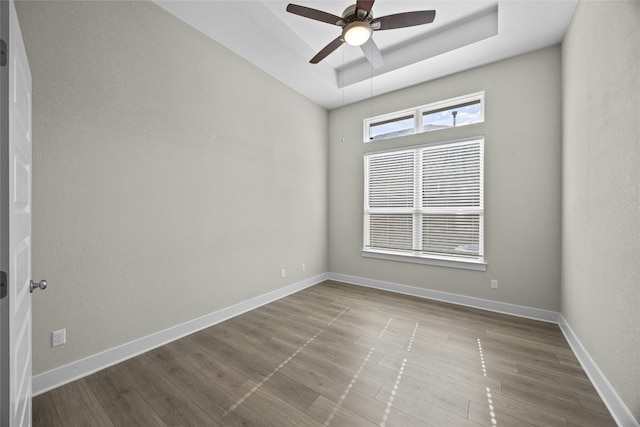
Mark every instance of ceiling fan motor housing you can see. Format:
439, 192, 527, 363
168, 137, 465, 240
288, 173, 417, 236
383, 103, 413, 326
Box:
341, 4, 373, 24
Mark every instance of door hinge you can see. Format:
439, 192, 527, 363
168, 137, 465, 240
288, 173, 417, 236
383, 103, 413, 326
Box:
0, 271, 6, 299
0, 39, 7, 67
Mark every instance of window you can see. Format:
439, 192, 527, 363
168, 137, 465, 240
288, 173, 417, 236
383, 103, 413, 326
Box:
369, 114, 414, 141
422, 100, 481, 131
363, 138, 485, 270
364, 92, 484, 142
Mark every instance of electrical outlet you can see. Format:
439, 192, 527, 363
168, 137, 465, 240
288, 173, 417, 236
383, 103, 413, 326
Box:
52, 329, 66, 347
281, 269, 286, 278
301, 264, 306, 272
491, 279, 498, 290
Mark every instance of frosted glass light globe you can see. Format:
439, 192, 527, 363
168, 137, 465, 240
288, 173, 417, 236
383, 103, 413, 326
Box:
343, 21, 372, 46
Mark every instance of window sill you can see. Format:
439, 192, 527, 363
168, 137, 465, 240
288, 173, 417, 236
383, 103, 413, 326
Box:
361, 250, 487, 271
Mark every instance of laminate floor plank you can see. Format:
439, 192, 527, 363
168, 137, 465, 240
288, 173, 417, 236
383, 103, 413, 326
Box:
377, 353, 492, 406
498, 373, 583, 406
32, 281, 616, 426
278, 356, 378, 402
233, 371, 319, 414
305, 395, 381, 427
117, 357, 218, 427
46, 379, 115, 427
145, 354, 266, 427
515, 361, 596, 393
334, 386, 435, 427
229, 379, 326, 427
262, 328, 378, 373
468, 400, 537, 427
370, 342, 503, 391
243, 305, 327, 341
32, 391, 61, 427
188, 331, 278, 381
271, 340, 385, 398
499, 379, 616, 427
575, 388, 614, 415
375, 385, 483, 427
454, 334, 567, 371
485, 391, 570, 426
271, 296, 347, 323
179, 347, 250, 393
85, 366, 167, 427
485, 329, 575, 357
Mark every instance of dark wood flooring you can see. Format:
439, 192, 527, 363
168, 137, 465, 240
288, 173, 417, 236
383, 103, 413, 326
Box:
33, 280, 616, 426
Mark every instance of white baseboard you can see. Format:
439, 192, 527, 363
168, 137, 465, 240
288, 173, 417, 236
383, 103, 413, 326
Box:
327, 272, 561, 323
328, 272, 638, 427
32, 273, 328, 397
558, 315, 639, 427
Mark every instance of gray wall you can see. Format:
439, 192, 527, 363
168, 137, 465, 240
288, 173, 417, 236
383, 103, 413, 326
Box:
562, 0, 640, 420
16, 1, 328, 374
328, 47, 563, 311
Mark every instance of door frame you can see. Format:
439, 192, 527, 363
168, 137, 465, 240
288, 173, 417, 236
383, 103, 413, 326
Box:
1, 0, 12, 423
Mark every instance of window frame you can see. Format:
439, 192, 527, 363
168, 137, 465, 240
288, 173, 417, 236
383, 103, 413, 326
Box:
362, 136, 486, 271
363, 92, 485, 143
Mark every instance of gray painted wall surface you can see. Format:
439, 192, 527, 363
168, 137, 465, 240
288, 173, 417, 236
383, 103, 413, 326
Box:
562, 0, 640, 420
328, 47, 563, 311
16, 1, 328, 374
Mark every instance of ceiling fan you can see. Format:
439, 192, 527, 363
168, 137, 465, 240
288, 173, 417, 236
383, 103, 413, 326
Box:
286, 1, 436, 68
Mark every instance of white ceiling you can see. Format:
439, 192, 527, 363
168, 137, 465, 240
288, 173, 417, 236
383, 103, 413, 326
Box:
155, 0, 578, 109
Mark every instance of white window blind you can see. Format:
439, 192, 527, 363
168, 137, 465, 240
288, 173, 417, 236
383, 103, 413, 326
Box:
364, 138, 484, 266
365, 150, 415, 252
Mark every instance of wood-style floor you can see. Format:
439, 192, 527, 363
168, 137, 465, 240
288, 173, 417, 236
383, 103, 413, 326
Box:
33, 281, 616, 426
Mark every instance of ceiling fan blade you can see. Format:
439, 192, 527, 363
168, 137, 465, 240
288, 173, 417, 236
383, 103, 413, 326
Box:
356, 0, 375, 17
360, 38, 383, 69
310, 36, 345, 64
372, 10, 436, 30
286, 4, 343, 26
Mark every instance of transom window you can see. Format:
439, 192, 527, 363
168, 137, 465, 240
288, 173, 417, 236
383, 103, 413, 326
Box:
363, 138, 485, 270
364, 92, 484, 142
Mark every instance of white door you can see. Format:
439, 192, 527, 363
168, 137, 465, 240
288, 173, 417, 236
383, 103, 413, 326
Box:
7, 0, 33, 425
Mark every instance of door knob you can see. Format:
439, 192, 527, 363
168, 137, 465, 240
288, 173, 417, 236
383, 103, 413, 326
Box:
30, 279, 47, 293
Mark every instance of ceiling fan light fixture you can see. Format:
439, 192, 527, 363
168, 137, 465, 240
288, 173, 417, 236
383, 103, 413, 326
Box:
343, 21, 372, 46
286, 2, 436, 66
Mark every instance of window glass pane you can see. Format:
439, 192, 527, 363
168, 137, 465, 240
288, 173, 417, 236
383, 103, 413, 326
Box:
422, 101, 481, 131
367, 214, 413, 252
422, 214, 480, 258
369, 115, 414, 141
